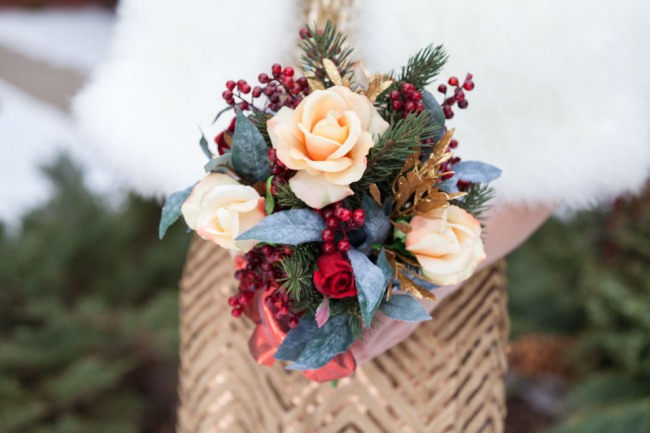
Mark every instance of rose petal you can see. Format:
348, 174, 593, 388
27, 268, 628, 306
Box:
315, 297, 331, 328
300, 89, 348, 131
289, 171, 353, 209
181, 174, 239, 228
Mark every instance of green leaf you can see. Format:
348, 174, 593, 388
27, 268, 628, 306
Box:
286, 314, 354, 370
159, 185, 193, 239
357, 194, 391, 253
380, 294, 431, 322
236, 209, 325, 245
265, 176, 275, 215
231, 109, 270, 183
198, 129, 212, 159
453, 161, 502, 183
204, 153, 232, 173
422, 90, 445, 142
348, 249, 389, 327
275, 316, 319, 361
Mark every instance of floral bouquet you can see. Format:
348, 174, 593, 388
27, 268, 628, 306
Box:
160, 22, 501, 382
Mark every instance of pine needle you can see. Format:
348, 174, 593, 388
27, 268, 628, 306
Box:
398, 44, 448, 89
299, 21, 355, 87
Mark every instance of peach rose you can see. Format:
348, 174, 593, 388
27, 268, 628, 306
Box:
267, 86, 389, 209
181, 173, 265, 253
405, 205, 486, 286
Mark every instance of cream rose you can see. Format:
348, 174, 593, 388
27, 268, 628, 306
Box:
267, 86, 389, 209
181, 173, 265, 253
405, 205, 486, 286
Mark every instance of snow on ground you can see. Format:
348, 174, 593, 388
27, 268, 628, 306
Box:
0, 79, 118, 228
0, 7, 114, 73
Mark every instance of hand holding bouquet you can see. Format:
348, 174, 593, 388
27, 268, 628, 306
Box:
160, 22, 500, 382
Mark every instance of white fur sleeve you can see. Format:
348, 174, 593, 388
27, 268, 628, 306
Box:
73, 0, 301, 197
74, 0, 650, 209
351, 0, 650, 208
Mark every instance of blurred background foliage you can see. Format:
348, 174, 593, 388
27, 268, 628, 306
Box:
1, 154, 648, 433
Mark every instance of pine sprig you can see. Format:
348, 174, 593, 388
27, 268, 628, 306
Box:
275, 182, 307, 209
248, 110, 272, 144
398, 44, 448, 89
299, 21, 355, 87
457, 183, 495, 221
353, 112, 433, 195
278, 244, 321, 313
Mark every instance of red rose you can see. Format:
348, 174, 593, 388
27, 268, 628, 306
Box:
313, 253, 357, 299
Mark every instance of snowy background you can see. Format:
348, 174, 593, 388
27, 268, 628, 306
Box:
0, 7, 116, 227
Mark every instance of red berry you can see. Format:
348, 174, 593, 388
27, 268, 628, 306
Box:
335, 207, 352, 222
410, 91, 422, 102
416, 101, 425, 113
466, 73, 474, 80
252, 86, 262, 98
449, 139, 459, 149
401, 82, 415, 93
353, 209, 365, 225
271, 63, 282, 77
226, 80, 236, 91
389, 90, 400, 100
321, 229, 335, 242
228, 296, 238, 307
438, 84, 447, 93
443, 106, 454, 119
291, 83, 302, 94
326, 217, 339, 229
239, 101, 249, 110
289, 317, 299, 328
337, 239, 351, 253
283, 66, 294, 77
454, 90, 465, 101
445, 97, 456, 106
262, 245, 273, 255
323, 242, 336, 254
297, 77, 308, 88
282, 76, 293, 88
240, 84, 251, 94
458, 99, 469, 109
322, 208, 334, 219
448, 77, 459, 86
237, 79, 247, 89
258, 73, 269, 84
222, 90, 233, 100
463, 80, 475, 91
267, 148, 277, 162
405, 101, 416, 112
231, 307, 243, 318
391, 100, 403, 111
299, 28, 310, 39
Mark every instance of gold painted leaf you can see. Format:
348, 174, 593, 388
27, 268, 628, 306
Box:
369, 183, 382, 204
322, 58, 343, 86
365, 76, 393, 102
392, 221, 412, 234
307, 78, 325, 91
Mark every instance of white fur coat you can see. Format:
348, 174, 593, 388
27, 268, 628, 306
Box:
73, 0, 650, 208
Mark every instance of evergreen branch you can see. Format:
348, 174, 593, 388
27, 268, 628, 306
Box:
248, 110, 272, 144
299, 21, 355, 87
398, 44, 448, 89
275, 182, 308, 209
278, 244, 321, 312
353, 112, 433, 195
457, 183, 495, 221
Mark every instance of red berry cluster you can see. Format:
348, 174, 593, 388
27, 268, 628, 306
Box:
230, 244, 298, 327
221, 64, 310, 114
319, 202, 365, 255
214, 117, 236, 155
388, 82, 425, 117
438, 73, 475, 119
